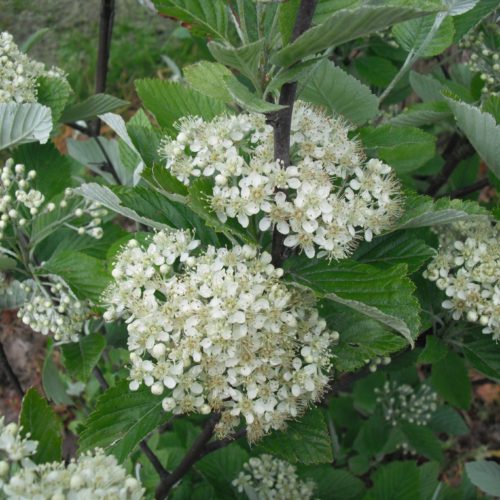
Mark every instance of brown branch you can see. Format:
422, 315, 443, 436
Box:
155, 413, 221, 499
426, 134, 476, 197
442, 178, 490, 199
0, 341, 24, 398
199, 428, 247, 459
92, 367, 169, 480
91, 0, 116, 136
268, 0, 318, 267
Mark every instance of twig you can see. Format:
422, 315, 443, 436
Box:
426, 134, 476, 196
0, 341, 24, 398
442, 178, 490, 199
155, 414, 221, 499
268, 0, 318, 267
66, 122, 91, 135
92, 367, 169, 480
93, 136, 121, 184
199, 428, 247, 458
92, 0, 116, 136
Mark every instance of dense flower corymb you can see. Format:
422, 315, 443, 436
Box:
3, 449, 144, 499
160, 102, 402, 260
104, 229, 337, 441
232, 454, 315, 500
375, 381, 438, 427
0, 31, 66, 104
423, 218, 499, 340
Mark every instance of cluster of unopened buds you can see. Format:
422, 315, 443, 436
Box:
160, 101, 402, 260
367, 355, 391, 373
0, 159, 107, 242
0, 31, 66, 104
375, 381, 438, 427
423, 218, 499, 340
18, 276, 91, 343
460, 24, 500, 97
233, 454, 315, 500
104, 229, 338, 441
0, 415, 144, 499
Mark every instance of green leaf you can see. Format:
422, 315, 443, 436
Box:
366, 461, 420, 500
20, 28, 51, 53
392, 14, 454, 57
0, 103, 52, 149
127, 113, 163, 167
196, 444, 249, 499
257, 408, 332, 464
354, 56, 398, 88
42, 342, 73, 406
322, 302, 407, 373
60, 93, 128, 123
75, 183, 171, 230
299, 59, 378, 126
359, 125, 436, 174
271, 6, 432, 67
36, 76, 72, 124
409, 71, 445, 102
353, 372, 386, 414
43, 251, 111, 302
13, 142, 73, 198
418, 335, 448, 364
445, 96, 500, 178
61, 333, 106, 382
483, 95, 500, 124
465, 461, 500, 497
299, 466, 365, 500
453, 0, 499, 41
428, 405, 468, 435
389, 101, 452, 127
354, 415, 391, 455
0, 281, 26, 310
443, 0, 479, 16
153, 0, 229, 40
184, 61, 233, 102
395, 192, 488, 229
354, 231, 435, 273
278, 0, 300, 44
79, 381, 170, 462
462, 337, 500, 380
418, 462, 440, 500
20, 388, 62, 464
400, 422, 443, 462
141, 163, 188, 197
285, 256, 421, 345
135, 79, 226, 132
208, 39, 264, 84
431, 351, 472, 409
223, 75, 287, 113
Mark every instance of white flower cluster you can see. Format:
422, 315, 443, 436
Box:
3, 449, 144, 499
18, 276, 91, 343
423, 218, 500, 340
104, 229, 337, 441
160, 102, 402, 260
0, 159, 107, 242
0, 418, 37, 491
232, 454, 315, 500
0, 418, 37, 463
461, 26, 500, 97
0, 31, 65, 104
375, 381, 438, 427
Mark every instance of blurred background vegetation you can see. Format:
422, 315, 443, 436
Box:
0, 0, 209, 102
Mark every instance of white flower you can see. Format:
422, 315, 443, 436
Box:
0, 418, 37, 463
423, 218, 500, 340
0, 31, 66, 104
160, 102, 403, 261
375, 381, 438, 427
104, 229, 338, 441
232, 454, 315, 500
3, 448, 144, 499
